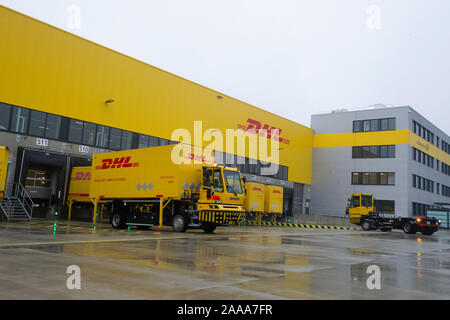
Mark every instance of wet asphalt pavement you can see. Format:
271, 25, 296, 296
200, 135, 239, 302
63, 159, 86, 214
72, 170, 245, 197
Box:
0, 219, 449, 299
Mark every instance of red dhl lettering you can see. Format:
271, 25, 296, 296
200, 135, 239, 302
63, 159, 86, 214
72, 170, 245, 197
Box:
71, 171, 91, 181
183, 153, 208, 162
252, 187, 263, 191
273, 190, 281, 194
237, 118, 290, 144
97, 156, 139, 170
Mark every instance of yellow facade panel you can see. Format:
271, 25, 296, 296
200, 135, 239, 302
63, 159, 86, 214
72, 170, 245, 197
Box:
0, 5, 313, 185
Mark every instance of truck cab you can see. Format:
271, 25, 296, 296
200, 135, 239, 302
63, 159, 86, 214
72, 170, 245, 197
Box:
198, 165, 245, 210
348, 193, 375, 224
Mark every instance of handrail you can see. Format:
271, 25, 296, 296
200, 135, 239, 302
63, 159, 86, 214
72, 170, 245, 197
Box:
0, 192, 13, 220
15, 183, 34, 220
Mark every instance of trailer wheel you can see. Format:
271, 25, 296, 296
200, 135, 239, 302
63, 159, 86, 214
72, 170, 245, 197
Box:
172, 214, 188, 232
111, 213, 126, 229
403, 222, 416, 234
201, 222, 216, 233
421, 229, 435, 236
361, 220, 372, 231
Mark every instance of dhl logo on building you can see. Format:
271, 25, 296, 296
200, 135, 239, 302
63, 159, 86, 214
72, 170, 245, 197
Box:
237, 118, 290, 145
95, 156, 139, 170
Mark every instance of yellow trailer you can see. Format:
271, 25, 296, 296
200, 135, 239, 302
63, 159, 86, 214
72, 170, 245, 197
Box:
0, 147, 9, 200
66, 166, 106, 221
244, 182, 265, 224
90, 145, 245, 233
264, 185, 283, 220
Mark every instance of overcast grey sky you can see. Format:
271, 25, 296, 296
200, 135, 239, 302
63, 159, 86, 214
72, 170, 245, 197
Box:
1, 0, 449, 133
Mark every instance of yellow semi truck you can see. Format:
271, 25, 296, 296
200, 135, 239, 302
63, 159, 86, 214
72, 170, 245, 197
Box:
347, 193, 441, 235
89, 145, 245, 233
0, 147, 9, 200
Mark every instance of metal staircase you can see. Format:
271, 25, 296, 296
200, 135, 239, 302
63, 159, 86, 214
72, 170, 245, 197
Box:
0, 183, 33, 222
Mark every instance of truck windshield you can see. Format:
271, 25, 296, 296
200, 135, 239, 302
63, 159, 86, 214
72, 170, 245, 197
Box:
223, 170, 243, 194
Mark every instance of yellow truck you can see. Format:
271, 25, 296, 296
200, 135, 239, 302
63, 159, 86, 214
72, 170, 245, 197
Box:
347, 193, 441, 235
264, 185, 283, 220
66, 166, 107, 221
244, 182, 265, 222
0, 147, 9, 200
89, 145, 245, 233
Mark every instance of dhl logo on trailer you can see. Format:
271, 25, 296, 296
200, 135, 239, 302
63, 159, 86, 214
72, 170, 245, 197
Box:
264, 185, 283, 215
67, 166, 92, 203
244, 182, 265, 213
0, 147, 9, 200
90, 144, 213, 200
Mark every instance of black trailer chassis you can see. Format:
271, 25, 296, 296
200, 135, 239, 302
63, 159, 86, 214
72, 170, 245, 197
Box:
359, 212, 441, 235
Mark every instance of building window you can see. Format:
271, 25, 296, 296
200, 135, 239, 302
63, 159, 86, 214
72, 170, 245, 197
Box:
68, 119, 83, 143
138, 135, 150, 148
28, 110, 46, 137
0, 102, 11, 131
109, 128, 122, 150
353, 118, 396, 133
10, 106, 30, 134
82, 122, 96, 146
121, 131, 133, 150
374, 200, 395, 213
352, 145, 395, 159
96, 125, 110, 148
351, 172, 395, 185
44, 114, 61, 140
149, 136, 159, 147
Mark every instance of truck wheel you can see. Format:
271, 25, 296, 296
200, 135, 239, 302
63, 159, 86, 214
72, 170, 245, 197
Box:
201, 223, 216, 233
403, 222, 416, 234
111, 213, 126, 229
172, 214, 188, 232
361, 220, 372, 231
421, 229, 435, 236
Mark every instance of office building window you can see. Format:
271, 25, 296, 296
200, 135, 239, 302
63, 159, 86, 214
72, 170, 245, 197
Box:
353, 118, 396, 133
412, 202, 430, 217
352, 172, 395, 185
68, 119, 83, 143
374, 200, 395, 213
121, 131, 133, 150
109, 128, 122, 150
0, 102, 11, 131
10, 106, 29, 134
96, 125, 110, 148
138, 135, 149, 148
44, 114, 61, 139
352, 145, 395, 159
28, 110, 46, 137
82, 122, 96, 146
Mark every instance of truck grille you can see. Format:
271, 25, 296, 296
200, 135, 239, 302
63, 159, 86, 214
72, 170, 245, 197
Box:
198, 210, 244, 225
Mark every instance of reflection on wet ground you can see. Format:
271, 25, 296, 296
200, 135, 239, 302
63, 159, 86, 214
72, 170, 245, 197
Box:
0, 219, 449, 299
